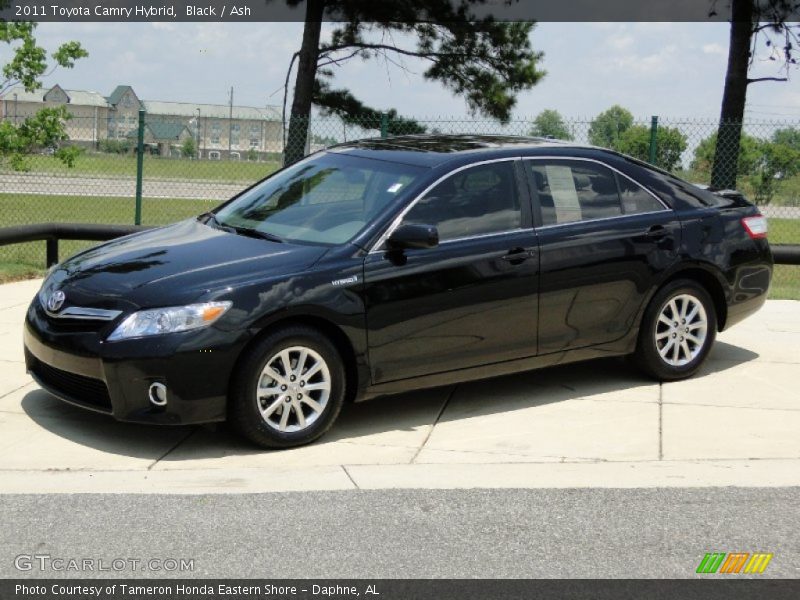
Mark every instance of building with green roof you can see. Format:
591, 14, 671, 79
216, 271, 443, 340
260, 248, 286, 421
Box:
0, 84, 283, 159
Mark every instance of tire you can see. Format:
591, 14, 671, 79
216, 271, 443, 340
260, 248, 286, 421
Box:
229, 325, 346, 449
633, 279, 717, 381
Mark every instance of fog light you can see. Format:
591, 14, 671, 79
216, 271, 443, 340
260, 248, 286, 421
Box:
148, 382, 168, 406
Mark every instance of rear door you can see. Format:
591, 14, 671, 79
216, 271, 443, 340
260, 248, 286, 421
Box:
524, 158, 680, 353
363, 159, 540, 383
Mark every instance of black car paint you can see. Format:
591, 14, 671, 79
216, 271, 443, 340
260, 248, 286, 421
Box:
24, 136, 772, 425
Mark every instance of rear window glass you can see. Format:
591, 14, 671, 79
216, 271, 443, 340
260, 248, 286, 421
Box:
617, 173, 665, 214
528, 161, 622, 225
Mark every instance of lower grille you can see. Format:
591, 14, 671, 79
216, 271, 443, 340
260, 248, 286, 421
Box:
30, 358, 112, 412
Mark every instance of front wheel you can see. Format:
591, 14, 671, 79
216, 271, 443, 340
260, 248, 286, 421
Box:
633, 279, 717, 381
229, 326, 346, 449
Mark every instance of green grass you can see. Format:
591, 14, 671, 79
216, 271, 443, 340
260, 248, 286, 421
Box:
4, 153, 280, 183
0, 262, 45, 283
769, 218, 800, 245
0, 193, 215, 271
0, 192, 798, 299
770, 266, 799, 300
768, 220, 800, 300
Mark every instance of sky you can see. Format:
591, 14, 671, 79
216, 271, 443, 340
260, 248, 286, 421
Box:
6, 21, 800, 122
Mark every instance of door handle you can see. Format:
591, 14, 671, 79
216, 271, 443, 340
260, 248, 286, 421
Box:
645, 225, 668, 238
501, 247, 535, 264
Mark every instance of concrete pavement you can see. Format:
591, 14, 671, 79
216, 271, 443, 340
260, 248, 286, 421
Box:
0, 278, 798, 493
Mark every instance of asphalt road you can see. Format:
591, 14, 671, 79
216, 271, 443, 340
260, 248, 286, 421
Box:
1, 488, 798, 579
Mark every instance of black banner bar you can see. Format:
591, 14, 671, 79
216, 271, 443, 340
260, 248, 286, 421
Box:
3, 0, 799, 23
3, 579, 800, 600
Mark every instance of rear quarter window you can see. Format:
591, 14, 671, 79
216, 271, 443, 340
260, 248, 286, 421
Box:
615, 156, 731, 209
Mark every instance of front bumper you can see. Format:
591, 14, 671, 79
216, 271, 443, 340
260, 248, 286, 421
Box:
24, 301, 249, 425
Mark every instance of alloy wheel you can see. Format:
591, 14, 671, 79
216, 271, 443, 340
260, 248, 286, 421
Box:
655, 293, 708, 367
256, 346, 331, 433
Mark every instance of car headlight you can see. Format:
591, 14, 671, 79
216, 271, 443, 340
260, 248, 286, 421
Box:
107, 301, 232, 341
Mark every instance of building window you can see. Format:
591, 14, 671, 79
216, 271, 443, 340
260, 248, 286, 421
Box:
230, 152, 241, 161
250, 138, 260, 148
208, 151, 221, 160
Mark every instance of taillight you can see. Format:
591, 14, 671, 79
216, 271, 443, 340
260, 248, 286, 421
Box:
741, 215, 768, 239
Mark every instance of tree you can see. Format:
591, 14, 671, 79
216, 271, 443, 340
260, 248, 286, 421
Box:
692, 129, 800, 204
748, 140, 800, 204
280, 1, 546, 165
615, 125, 688, 171
529, 109, 572, 140
1, 19, 87, 170
772, 127, 800, 151
98, 139, 132, 154
692, 131, 763, 177
181, 136, 196, 158
709, 0, 799, 189
587, 105, 634, 149
311, 134, 338, 146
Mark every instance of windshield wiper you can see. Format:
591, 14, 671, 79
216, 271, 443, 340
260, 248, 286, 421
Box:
199, 212, 223, 228
227, 225, 284, 243
199, 213, 283, 243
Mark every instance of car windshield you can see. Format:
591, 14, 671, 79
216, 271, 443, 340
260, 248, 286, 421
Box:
214, 152, 426, 245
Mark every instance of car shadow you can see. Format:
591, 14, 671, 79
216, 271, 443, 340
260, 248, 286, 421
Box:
18, 341, 759, 462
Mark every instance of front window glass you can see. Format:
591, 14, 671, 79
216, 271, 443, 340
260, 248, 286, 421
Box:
401, 161, 522, 241
215, 152, 425, 245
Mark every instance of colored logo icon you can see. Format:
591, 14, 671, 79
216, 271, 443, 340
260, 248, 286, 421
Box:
696, 552, 773, 574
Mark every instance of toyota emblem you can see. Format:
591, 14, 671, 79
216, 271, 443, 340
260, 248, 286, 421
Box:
47, 290, 66, 312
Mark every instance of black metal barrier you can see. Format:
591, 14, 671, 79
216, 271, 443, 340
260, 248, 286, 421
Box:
0, 223, 798, 268
773, 244, 800, 265
0, 223, 153, 267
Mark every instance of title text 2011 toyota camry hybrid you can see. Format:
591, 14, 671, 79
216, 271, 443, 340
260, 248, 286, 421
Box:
24, 135, 773, 448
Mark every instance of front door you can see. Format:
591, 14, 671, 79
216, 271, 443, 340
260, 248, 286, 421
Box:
363, 159, 539, 384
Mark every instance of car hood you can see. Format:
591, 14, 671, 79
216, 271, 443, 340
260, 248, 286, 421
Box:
46, 219, 330, 309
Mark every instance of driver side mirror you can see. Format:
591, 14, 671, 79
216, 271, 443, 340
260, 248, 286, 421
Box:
386, 223, 439, 250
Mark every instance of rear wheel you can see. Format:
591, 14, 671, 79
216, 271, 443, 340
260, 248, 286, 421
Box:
633, 279, 717, 381
229, 326, 345, 448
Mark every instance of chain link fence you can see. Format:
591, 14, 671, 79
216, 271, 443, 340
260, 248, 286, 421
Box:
1, 111, 798, 297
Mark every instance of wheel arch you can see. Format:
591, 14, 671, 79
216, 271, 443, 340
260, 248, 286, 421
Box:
658, 266, 729, 331
231, 314, 363, 405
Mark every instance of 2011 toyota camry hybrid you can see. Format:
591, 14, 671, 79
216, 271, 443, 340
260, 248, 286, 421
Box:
24, 135, 773, 448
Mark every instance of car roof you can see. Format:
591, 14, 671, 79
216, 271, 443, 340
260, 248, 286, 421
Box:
326, 134, 600, 168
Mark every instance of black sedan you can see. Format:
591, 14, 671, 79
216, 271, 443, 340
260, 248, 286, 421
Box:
24, 135, 773, 448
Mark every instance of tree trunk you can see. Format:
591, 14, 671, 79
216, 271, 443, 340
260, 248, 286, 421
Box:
710, 0, 753, 190
284, 0, 324, 166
